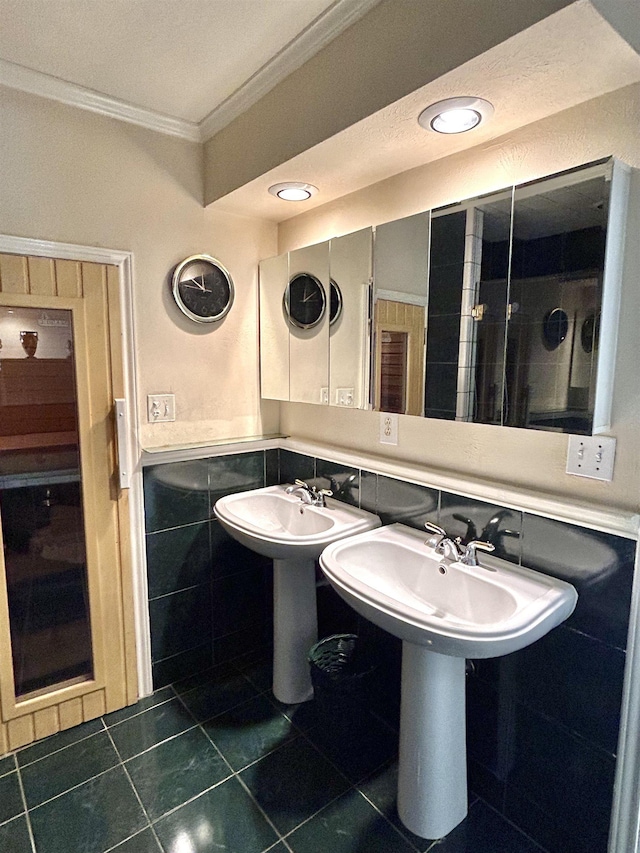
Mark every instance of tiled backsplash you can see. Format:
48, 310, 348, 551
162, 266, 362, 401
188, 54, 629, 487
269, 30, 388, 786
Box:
143, 446, 637, 853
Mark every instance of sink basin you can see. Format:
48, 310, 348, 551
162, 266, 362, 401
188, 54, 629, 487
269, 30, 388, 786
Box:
319, 523, 577, 658
214, 485, 380, 704
319, 523, 577, 840
214, 484, 380, 560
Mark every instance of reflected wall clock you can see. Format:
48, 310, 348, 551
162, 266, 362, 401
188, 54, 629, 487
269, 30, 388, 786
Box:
284, 272, 326, 329
171, 255, 234, 323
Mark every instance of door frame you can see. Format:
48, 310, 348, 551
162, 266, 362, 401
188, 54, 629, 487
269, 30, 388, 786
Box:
0, 234, 153, 698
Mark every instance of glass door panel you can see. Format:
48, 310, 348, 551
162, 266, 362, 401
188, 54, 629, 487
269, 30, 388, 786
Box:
0, 305, 92, 699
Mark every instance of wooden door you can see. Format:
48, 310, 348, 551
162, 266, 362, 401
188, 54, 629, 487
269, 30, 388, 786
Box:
374, 299, 425, 416
0, 254, 136, 753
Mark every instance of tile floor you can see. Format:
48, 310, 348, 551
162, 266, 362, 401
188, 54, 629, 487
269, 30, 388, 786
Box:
0, 657, 547, 853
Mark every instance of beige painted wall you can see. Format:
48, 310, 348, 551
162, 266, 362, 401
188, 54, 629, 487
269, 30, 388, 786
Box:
278, 84, 640, 513
0, 85, 278, 448
203, 0, 572, 203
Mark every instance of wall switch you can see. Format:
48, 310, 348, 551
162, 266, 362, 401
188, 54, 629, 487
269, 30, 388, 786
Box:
320, 387, 329, 405
147, 394, 175, 423
566, 434, 616, 481
380, 412, 398, 445
336, 387, 354, 406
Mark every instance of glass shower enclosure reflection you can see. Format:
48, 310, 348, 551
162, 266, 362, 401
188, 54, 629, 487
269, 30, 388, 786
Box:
0, 305, 93, 698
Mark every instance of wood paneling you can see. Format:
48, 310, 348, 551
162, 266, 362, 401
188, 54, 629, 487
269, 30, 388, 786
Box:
0, 255, 136, 755
375, 299, 425, 416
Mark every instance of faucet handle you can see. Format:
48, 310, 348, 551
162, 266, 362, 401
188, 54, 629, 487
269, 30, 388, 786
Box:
294, 479, 309, 488
316, 488, 333, 497
462, 540, 495, 566
424, 521, 446, 538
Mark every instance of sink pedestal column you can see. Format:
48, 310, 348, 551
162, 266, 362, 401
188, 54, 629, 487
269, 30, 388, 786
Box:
398, 643, 467, 839
272, 558, 318, 704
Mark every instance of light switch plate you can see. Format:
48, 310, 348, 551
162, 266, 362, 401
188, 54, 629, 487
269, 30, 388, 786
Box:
380, 413, 398, 445
336, 387, 354, 406
147, 394, 175, 423
566, 434, 616, 481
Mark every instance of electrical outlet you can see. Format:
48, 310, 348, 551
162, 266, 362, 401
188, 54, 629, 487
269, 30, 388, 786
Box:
320, 387, 329, 405
147, 394, 175, 423
380, 412, 398, 445
566, 434, 616, 481
336, 387, 354, 406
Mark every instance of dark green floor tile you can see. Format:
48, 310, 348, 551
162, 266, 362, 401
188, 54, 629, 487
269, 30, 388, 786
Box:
238, 658, 273, 692
304, 710, 398, 783
358, 761, 434, 851
103, 687, 174, 727
126, 727, 231, 820
17, 717, 103, 766
432, 800, 541, 852
240, 737, 350, 835
171, 660, 239, 694
0, 771, 23, 823
21, 730, 119, 808
109, 698, 195, 760
202, 694, 296, 770
0, 753, 15, 777
153, 776, 278, 853
0, 815, 32, 853
30, 766, 146, 853
179, 672, 258, 722
109, 827, 162, 852
286, 788, 415, 853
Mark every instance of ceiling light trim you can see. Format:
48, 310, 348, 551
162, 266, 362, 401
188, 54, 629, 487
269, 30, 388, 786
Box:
199, 0, 383, 141
418, 96, 494, 134
0, 58, 202, 142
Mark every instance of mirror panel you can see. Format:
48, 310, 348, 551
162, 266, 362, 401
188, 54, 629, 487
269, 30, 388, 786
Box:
328, 228, 372, 408
288, 242, 330, 404
373, 212, 429, 415
506, 172, 607, 433
424, 209, 466, 420
259, 253, 289, 402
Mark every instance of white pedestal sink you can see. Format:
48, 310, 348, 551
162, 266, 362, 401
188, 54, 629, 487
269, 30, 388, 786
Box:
213, 485, 380, 704
320, 523, 577, 839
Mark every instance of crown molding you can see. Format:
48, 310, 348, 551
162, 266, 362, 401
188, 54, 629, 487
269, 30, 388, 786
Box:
0, 0, 381, 145
198, 0, 382, 140
0, 58, 201, 142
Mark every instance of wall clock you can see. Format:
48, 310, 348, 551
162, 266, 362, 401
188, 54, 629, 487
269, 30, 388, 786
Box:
284, 272, 326, 329
171, 254, 234, 323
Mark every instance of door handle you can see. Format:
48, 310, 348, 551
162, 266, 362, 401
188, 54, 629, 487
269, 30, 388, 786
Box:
114, 398, 131, 489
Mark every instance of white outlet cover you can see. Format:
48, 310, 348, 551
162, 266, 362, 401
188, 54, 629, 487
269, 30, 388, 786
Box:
147, 394, 176, 423
380, 412, 398, 445
566, 434, 616, 481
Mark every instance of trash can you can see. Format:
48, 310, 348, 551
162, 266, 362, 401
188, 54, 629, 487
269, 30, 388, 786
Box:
308, 634, 376, 720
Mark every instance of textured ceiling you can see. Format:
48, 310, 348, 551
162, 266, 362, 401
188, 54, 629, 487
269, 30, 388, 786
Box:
216, 2, 640, 221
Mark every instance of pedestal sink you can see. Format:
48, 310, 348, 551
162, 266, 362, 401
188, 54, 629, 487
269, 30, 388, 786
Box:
213, 485, 380, 704
320, 523, 577, 840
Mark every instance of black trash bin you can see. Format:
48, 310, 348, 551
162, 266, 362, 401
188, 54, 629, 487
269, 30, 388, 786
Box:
308, 634, 376, 720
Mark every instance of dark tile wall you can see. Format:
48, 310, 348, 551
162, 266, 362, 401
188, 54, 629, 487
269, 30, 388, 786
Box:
142, 445, 636, 853
143, 450, 278, 688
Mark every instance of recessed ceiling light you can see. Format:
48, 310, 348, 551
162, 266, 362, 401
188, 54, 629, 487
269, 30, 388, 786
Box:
268, 182, 318, 201
418, 97, 494, 134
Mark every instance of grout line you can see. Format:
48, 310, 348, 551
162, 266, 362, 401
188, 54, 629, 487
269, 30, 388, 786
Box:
148, 581, 210, 602
15, 727, 105, 768
104, 727, 165, 853
13, 754, 37, 853
102, 693, 177, 729
357, 785, 424, 853
102, 825, 163, 853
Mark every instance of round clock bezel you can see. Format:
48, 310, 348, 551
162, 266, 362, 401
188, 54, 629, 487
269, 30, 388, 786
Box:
329, 278, 343, 326
171, 254, 234, 324
284, 272, 327, 330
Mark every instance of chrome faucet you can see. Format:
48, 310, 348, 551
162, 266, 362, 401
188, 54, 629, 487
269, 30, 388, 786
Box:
424, 522, 495, 566
285, 479, 333, 507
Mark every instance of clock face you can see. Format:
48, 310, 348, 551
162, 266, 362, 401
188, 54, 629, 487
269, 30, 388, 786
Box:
284, 273, 326, 329
172, 255, 234, 323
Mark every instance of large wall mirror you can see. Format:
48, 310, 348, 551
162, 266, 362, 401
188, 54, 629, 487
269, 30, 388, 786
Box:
259, 158, 630, 434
